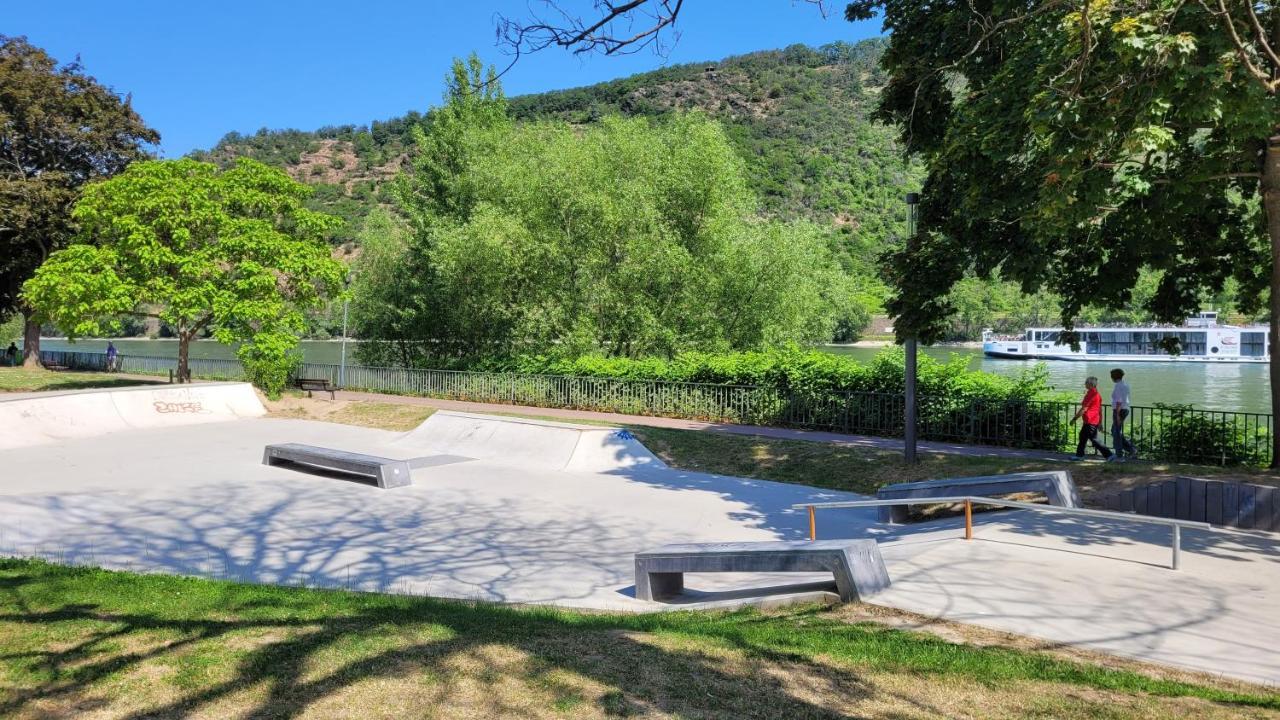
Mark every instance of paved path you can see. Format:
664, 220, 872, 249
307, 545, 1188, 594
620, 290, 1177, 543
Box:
334, 389, 1075, 461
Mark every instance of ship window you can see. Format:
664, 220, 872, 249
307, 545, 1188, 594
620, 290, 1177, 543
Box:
1242, 332, 1267, 357
1083, 332, 1102, 354
1177, 331, 1206, 355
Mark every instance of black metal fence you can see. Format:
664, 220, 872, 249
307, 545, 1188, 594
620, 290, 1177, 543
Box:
38, 349, 1273, 466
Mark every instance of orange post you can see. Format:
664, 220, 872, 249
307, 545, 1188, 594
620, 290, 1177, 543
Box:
964, 499, 973, 540
808, 505, 816, 541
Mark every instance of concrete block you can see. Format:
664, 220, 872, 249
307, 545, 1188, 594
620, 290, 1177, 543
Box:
1206, 481, 1224, 526
1238, 484, 1258, 530
634, 540, 890, 603
1160, 481, 1177, 519
1189, 479, 1208, 523
1223, 483, 1241, 528
1269, 486, 1280, 532
263, 443, 412, 489
1120, 489, 1135, 513
1175, 477, 1192, 520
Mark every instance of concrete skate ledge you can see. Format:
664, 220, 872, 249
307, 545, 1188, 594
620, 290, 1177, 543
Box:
635, 539, 890, 604
263, 443, 412, 489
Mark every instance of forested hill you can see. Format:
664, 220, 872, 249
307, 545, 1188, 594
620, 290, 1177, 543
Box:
191, 39, 916, 252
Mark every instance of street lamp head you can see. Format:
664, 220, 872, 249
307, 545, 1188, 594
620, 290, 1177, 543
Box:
904, 192, 920, 206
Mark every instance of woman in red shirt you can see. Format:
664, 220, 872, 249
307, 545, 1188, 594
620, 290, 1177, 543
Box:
1071, 376, 1113, 460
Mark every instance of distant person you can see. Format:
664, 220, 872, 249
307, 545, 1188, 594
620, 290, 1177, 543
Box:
4, 342, 16, 367
105, 341, 118, 372
1110, 368, 1137, 461
1070, 376, 1112, 461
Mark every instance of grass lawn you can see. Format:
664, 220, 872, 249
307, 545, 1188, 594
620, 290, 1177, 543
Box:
0, 367, 160, 394
0, 559, 1275, 719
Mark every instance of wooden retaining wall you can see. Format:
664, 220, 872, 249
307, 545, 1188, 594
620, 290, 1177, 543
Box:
1099, 477, 1280, 531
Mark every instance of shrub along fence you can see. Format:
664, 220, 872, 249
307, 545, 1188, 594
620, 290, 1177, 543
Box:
39, 349, 1273, 467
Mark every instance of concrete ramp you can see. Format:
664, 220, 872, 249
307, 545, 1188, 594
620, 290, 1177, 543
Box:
0, 382, 265, 450
394, 410, 666, 473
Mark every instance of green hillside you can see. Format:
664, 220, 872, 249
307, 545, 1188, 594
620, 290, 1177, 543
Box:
191, 40, 918, 264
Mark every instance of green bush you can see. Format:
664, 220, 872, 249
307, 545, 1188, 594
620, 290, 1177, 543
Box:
237, 335, 302, 400
1144, 404, 1268, 466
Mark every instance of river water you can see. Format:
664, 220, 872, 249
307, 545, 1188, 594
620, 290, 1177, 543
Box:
38, 338, 1272, 415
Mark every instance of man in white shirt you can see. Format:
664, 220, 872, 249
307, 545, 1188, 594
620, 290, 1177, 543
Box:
1109, 368, 1137, 460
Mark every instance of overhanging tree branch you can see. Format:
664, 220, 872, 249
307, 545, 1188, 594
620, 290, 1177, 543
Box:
496, 1, 831, 59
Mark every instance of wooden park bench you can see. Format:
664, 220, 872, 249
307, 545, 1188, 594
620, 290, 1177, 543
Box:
262, 443, 411, 489
294, 376, 336, 400
875, 470, 1082, 524
634, 539, 890, 603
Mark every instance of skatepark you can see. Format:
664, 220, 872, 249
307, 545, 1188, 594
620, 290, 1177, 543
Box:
1, 382, 1278, 686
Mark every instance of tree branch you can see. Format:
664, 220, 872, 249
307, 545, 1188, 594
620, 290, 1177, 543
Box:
1203, 0, 1280, 92
1240, 0, 1280, 69
496, 1, 831, 58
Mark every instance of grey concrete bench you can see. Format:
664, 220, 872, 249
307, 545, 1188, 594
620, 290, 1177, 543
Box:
876, 470, 1081, 523
263, 443, 411, 489
634, 539, 890, 603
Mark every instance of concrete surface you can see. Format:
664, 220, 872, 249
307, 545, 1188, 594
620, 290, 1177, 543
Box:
0, 382, 263, 449
0, 387, 1277, 685
394, 410, 666, 472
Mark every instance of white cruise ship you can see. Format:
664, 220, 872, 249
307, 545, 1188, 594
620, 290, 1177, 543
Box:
982, 313, 1270, 363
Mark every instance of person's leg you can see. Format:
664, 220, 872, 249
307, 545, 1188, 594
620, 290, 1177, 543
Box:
1076, 424, 1089, 457
1111, 412, 1126, 457
1088, 423, 1112, 458
1124, 410, 1137, 455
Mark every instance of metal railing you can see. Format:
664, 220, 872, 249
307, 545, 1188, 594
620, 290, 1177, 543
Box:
795, 496, 1214, 570
36, 349, 1274, 466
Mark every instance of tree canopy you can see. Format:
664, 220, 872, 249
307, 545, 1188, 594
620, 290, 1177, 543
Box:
844, 0, 1277, 341
354, 58, 858, 365
22, 158, 347, 392
0, 35, 158, 363
844, 0, 1278, 457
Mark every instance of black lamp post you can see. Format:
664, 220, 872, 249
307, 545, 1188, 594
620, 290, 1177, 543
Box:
904, 193, 920, 463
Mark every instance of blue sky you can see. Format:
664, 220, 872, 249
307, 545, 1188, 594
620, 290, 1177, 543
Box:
9, 1, 883, 157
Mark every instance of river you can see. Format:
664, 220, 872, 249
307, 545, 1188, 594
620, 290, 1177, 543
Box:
37, 338, 1272, 415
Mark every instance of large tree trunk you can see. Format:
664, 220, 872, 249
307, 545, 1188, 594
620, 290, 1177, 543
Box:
21, 310, 40, 368
1266, 129, 1280, 468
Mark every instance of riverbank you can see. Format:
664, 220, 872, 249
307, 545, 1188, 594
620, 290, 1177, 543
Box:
33, 339, 1274, 413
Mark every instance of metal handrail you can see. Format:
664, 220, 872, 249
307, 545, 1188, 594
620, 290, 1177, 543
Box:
793, 496, 1213, 570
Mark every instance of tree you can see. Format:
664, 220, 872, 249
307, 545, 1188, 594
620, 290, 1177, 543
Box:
0, 36, 159, 366
22, 158, 347, 392
841, 0, 1279, 461
356, 58, 856, 365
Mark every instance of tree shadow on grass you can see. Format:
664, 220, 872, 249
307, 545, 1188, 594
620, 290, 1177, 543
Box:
0, 565, 883, 719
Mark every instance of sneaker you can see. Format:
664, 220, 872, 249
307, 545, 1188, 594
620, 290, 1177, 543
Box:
1105, 455, 1119, 463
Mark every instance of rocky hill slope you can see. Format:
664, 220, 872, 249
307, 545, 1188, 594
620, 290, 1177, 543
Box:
191, 38, 918, 263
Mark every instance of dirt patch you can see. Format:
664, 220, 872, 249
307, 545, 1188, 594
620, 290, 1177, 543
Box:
263, 395, 434, 431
